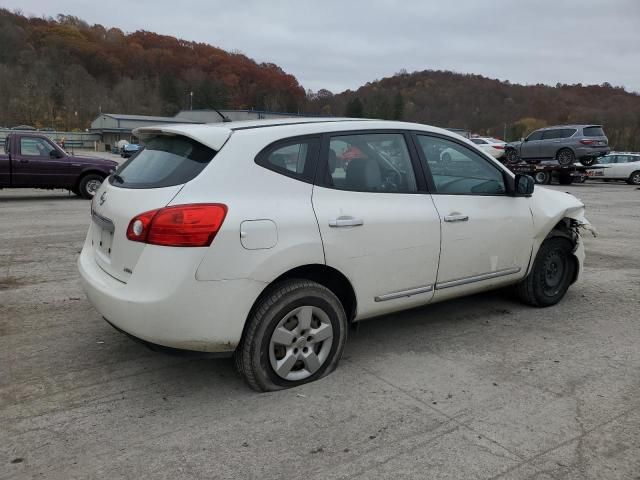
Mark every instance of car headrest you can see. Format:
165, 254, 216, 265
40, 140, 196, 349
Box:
346, 158, 381, 191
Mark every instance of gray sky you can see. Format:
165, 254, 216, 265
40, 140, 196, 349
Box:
4, 0, 640, 93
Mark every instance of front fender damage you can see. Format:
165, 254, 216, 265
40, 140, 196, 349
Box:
530, 187, 596, 240
527, 187, 596, 280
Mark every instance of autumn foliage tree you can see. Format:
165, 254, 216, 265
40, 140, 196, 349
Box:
0, 9, 305, 130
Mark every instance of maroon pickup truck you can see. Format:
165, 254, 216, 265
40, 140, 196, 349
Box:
0, 133, 118, 198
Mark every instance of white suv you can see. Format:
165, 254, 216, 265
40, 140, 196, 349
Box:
79, 118, 592, 391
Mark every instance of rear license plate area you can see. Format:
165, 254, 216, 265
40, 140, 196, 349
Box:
91, 211, 116, 259
97, 227, 114, 257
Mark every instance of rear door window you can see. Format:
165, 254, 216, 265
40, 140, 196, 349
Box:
321, 132, 418, 193
110, 135, 215, 189
583, 126, 605, 137
542, 130, 562, 140
561, 129, 577, 138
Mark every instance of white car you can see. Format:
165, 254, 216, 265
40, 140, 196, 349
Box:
79, 118, 593, 391
587, 153, 640, 185
470, 137, 507, 159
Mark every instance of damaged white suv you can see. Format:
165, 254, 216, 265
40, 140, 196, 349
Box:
78, 119, 593, 391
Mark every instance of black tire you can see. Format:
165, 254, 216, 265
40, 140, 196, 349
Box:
627, 170, 640, 185
505, 148, 520, 164
77, 173, 104, 199
580, 157, 596, 167
517, 237, 576, 307
556, 148, 575, 166
558, 174, 574, 185
533, 171, 551, 185
576, 175, 587, 183
236, 279, 347, 392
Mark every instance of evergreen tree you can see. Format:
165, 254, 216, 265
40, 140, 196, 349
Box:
345, 97, 364, 118
392, 92, 404, 120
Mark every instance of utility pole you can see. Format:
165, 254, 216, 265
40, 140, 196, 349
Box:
503, 123, 507, 142
189, 91, 193, 110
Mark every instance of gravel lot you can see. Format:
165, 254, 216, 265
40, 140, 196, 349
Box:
1, 181, 639, 479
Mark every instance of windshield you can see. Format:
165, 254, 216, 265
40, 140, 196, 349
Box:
110, 135, 216, 189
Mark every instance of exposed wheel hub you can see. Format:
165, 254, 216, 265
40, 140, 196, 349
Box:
543, 250, 565, 293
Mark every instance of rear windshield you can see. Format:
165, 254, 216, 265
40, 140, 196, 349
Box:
583, 126, 605, 137
110, 135, 215, 189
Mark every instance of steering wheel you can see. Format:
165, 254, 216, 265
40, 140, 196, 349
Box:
381, 170, 401, 191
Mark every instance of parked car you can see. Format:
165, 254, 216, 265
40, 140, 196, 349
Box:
79, 118, 593, 391
504, 125, 609, 166
470, 137, 506, 159
586, 153, 640, 185
0, 133, 117, 198
121, 143, 141, 158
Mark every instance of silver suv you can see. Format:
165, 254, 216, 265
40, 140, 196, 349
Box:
505, 125, 609, 166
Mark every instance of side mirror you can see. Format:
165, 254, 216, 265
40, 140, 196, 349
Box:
514, 174, 534, 196
521, 137, 526, 142
49, 149, 63, 159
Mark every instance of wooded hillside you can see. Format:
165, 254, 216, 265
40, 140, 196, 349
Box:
2, 9, 639, 151
0, 9, 305, 130
306, 70, 640, 150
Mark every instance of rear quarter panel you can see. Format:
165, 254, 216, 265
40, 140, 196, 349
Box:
171, 129, 325, 283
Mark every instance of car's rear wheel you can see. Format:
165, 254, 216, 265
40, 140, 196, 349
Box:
517, 237, 576, 307
77, 174, 104, 199
627, 170, 640, 185
505, 148, 520, 164
556, 148, 575, 166
236, 279, 347, 392
580, 157, 596, 167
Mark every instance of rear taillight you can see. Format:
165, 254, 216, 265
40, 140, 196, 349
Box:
580, 139, 595, 145
126, 204, 227, 247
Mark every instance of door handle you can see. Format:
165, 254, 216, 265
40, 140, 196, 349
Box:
444, 214, 469, 222
329, 216, 364, 227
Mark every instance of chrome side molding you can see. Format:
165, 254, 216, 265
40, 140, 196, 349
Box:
435, 267, 521, 290
375, 285, 433, 302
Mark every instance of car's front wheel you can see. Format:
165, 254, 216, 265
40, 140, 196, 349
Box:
237, 279, 347, 391
580, 157, 596, 167
516, 237, 576, 307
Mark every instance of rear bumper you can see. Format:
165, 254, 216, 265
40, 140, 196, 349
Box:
575, 146, 609, 158
78, 236, 266, 352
